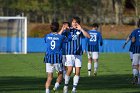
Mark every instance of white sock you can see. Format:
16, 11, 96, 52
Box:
54, 82, 59, 90
65, 75, 70, 86
133, 69, 138, 77
88, 63, 92, 76
46, 88, 50, 93
63, 70, 66, 79
73, 67, 75, 73
73, 75, 80, 90
138, 71, 140, 84
94, 62, 98, 73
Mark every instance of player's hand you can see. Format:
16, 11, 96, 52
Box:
75, 23, 82, 30
62, 24, 70, 31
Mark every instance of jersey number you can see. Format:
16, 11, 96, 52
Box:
90, 34, 97, 42
51, 40, 55, 50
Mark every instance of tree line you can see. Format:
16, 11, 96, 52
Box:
0, 0, 140, 25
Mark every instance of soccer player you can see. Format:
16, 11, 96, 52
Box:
60, 22, 71, 79
122, 34, 134, 62
44, 22, 65, 93
131, 19, 140, 84
86, 23, 103, 76
59, 16, 90, 93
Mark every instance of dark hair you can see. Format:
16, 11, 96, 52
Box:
71, 16, 81, 24
92, 23, 99, 28
50, 22, 59, 32
63, 22, 71, 27
138, 19, 140, 28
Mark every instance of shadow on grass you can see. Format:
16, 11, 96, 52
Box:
0, 76, 46, 92
78, 74, 140, 91
0, 74, 140, 92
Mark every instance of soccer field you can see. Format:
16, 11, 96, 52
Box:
0, 53, 140, 93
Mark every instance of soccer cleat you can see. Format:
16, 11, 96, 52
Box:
132, 76, 138, 85
71, 90, 76, 93
93, 72, 97, 77
63, 86, 68, 93
53, 87, 56, 92
71, 88, 76, 93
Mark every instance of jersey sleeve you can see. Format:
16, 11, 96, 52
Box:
98, 32, 103, 46
44, 34, 48, 43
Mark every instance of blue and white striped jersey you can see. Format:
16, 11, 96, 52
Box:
62, 28, 84, 55
86, 30, 103, 52
62, 30, 72, 55
44, 33, 64, 64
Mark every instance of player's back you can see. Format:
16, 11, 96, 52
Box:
88, 30, 102, 45
44, 33, 64, 54
134, 29, 140, 46
131, 28, 140, 53
86, 30, 103, 52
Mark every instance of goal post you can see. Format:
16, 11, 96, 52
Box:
0, 16, 27, 54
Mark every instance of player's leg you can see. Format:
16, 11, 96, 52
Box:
132, 54, 139, 84
92, 52, 99, 76
73, 67, 76, 74
53, 63, 63, 91
130, 52, 133, 62
62, 55, 67, 79
137, 54, 140, 84
63, 66, 73, 93
72, 55, 82, 93
87, 52, 92, 76
63, 55, 74, 93
45, 63, 54, 93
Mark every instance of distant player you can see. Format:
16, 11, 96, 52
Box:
131, 19, 140, 85
122, 31, 135, 84
44, 22, 65, 93
86, 23, 103, 76
59, 16, 90, 93
122, 33, 134, 62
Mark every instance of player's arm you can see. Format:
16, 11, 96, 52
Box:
58, 23, 69, 34
99, 33, 103, 46
67, 32, 72, 41
76, 24, 90, 38
122, 35, 130, 49
44, 35, 48, 43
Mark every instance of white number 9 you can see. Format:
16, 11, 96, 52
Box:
51, 40, 55, 50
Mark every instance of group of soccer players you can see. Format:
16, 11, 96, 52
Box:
123, 19, 140, 85
44, 16, 103, 93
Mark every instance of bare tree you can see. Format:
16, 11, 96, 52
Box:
113, 0, 123, 25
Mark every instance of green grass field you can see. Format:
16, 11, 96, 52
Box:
0, 53, 140, 93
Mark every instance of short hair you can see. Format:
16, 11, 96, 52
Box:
138, 19, 140, 28
63, 22, 71, 27
50, 22, 59, 32
71, 16, 81, 24
92, 23, 99, 28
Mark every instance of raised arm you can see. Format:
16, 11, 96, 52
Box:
76, 24, 90, 38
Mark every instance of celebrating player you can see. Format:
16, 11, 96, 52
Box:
44, 22, 65, 93
59, 16, 90, 93
86, 23, 103, 76
60, 22, 72, 79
